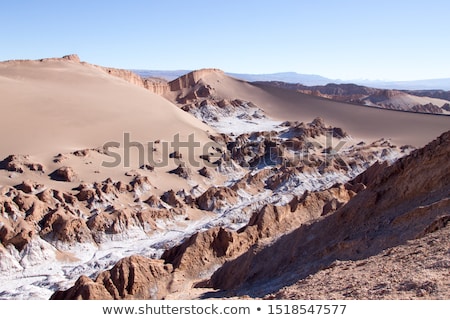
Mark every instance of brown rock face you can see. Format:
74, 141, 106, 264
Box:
160, 190, 184, 208
269, 224, 450, 300
0, 188, 52, 251
50, 166, 77, 182
55, 162, 363, 299
51, 256, 173, 300
62, 54, 81, 62
40, 208, 93, 244
161, 227, 241, 276
15, 180, 41, 194
84, 206, 175, 243
168, 164, 190, 179
0, 223, 34, 251
246, 183, 354, 238
196, 186, 238, 211
142, 78, 170, 95
198, 166, 212, 178
144, 195, 163, 208
160, 182, 358, 281
208, 130, 450, 294
0, 155, 45, 173
75, 185, 97, 202
411, 103, 443, 114
94, 65, 170, 95
168, 69, 224, 91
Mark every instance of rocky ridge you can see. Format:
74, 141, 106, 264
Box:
206, 130, 450, 295
1, 118, 401, 265
50, 130, 449, 299
13, 54, 172, 95
268, 223, 450, 300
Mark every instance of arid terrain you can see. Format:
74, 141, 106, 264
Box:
251, 82, 450, 115
0, 55, 449, 300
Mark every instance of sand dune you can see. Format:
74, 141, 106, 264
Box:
253, 83, 450, 147
0, 57, 212, 159
168, 69, 449, 147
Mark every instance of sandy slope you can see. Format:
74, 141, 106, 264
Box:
250, 86, 449, 147
0, 58, 218, 193
0, 58, 212, 158
0, 58, 221, 299
249, 83, 450, 147
171, 70, 449, 147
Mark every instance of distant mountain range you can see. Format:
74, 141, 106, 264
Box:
351, 78, 450, 91
133, 70, 450, 90
133, 69, 191, 81
227, 72, 333, 86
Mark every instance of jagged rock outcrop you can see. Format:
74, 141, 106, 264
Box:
61, 54, 81, 62
141, 78, 170, 95
129, 175, 152, 192
0, 155, 45, 173
217, 118, 351, 170
161, 227, 242, 277
86, 208, 159, 242
198, 166, 212, 178
161, 180, 359, 281
0, 187, 51, 251
168, 164, 190, 179
169, 69, 224, 91
15, 180, 42, 194
207, 130, 450, 293
97, 66, 170, 95
231, 168, 272, 193
75, 184, 97, 202
411, 103, 443, 114
167, 69, 239, 106
177, 84, 213, 104
0, 173, 183, 253
57, 173, 364, 299
50, 166, 77, 182
144, 195, 164, 208
246, 183, 355, 239
160, 190, 184, 208
40, 208, 93, 244
282, 117, 347, 139
0, 220, 35, 252
196, 186, 238, 211
34, 54, 81, 64
48, 123, 434, 299
51, 256, 173, 300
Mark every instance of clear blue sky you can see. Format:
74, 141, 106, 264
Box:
1, 0, 449, 81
